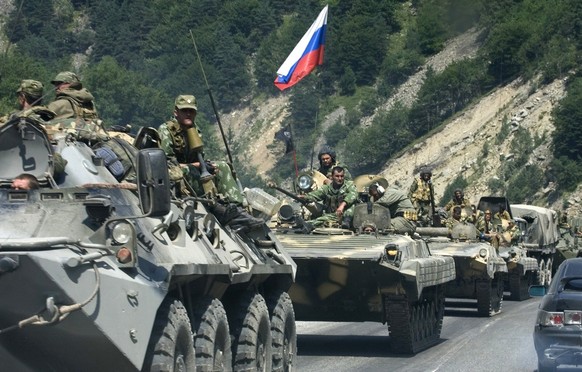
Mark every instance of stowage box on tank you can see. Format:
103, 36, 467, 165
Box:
0, 117, 297, 372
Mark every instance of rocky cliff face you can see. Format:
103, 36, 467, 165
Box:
223, 28, 579, 215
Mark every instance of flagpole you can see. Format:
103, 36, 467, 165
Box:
288, 119, 299, 177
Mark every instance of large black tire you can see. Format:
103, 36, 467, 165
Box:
142, 298, 196, 372
508, 271, 532, 301
192, 297, 232, 371
476, 277, 503, 317
267, 291, 297, 372
229, 292, 272, 371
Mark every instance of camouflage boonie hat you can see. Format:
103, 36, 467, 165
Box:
174, 95, 198, 110
17, 80, 43, 97
51, 71, 81, 85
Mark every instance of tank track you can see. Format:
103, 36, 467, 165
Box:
476, 277, 503, 317
385, 285, 445, 354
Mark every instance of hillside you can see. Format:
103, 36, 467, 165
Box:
225, 27, 577, 215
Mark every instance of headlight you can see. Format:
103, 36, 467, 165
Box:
111, 221, 132, 244
297, 175, 313, 191
479, 248, 488, 258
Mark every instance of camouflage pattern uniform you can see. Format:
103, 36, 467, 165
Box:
409, 176, 432, 225
1, 80, 67, 176
317, 146, 352, 181
1, 80, 56, 124
444, 190, 471, 220
158, 118, 243, 204
374, 187, 417, 234
47, 71, 98, 121
303, 179, 358, 227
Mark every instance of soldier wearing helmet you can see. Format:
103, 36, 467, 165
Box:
47, 71, 98, 121
408, 168, 433, 226
317, 145, 352, 185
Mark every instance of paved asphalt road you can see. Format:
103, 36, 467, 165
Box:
295, 296, 543, 371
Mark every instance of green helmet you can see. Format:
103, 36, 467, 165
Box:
17, 79, 43, 98
51, 71, 81, 85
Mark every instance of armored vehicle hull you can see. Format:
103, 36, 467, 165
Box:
0, 118, 296, 372
419, 226, 508, 316
274, 202, 455, 354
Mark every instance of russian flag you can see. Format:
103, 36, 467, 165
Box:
274, 6, 328, 91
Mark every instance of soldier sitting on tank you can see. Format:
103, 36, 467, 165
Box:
317, 146, 352, 185
444, 189, 471, 218
368, 182, 417, 235
298, 166, 357, 229
158, 94, 263, 233
0, 79, 56, 125
494, 205, 511, 224
476, 209, 495, 241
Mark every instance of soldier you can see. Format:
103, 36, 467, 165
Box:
300, 166, 357, 228
11, 173, 40, 190
409, 168, 433, 226
47, 71, 98, 121
158, 94, 262, 232
476, 209, 495, 241
1, 80, 56, 124
494, 205, 511, 223
317, 145, 352, 184
368, 182, 417, 234
444, 189, 471, 219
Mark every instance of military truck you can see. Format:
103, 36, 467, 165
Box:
510, 204, 564, 288
0, 117, 297, 371
271, 175, 456, 354
417, 220, 508, 316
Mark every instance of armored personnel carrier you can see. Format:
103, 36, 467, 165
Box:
271, 175, 456, 354
417, 221, 508, 316
0, 117, 296, 371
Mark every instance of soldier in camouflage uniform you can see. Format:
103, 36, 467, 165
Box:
476, 209, 496, 241
317, 146, 352, 184
368, 182, 417, 234
158, 95, 244, 204
444, 189, 471, 219
409, 168, 433, 226
47, 71, 98, 121
0, 80, 67, 177
0, 80, 56, 124
300, 166, 357, 228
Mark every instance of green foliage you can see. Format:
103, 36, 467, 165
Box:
341, 102, 413, 174
339, 66, 356, 96
506, 164, 544, 203
550, 157, 582, 193
552, 76, 582, 161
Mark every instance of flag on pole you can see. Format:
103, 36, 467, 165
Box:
274, 5, 328, 91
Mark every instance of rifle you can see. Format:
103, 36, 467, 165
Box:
428, 180, 442, 227
267, 182, 309, 205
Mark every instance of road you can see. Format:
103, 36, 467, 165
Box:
295, 296, 541, 372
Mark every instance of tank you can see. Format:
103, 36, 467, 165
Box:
417, 222, 508, 316
0, 117, 297, 372
271, 176, 456, 354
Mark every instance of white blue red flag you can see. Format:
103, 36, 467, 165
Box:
274, 5, 328, 91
